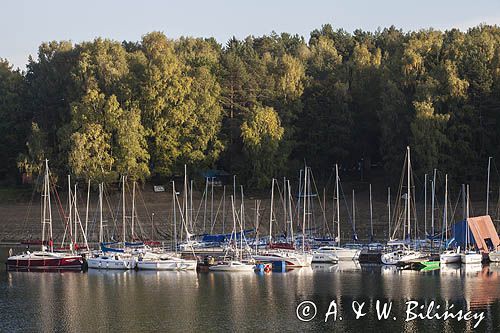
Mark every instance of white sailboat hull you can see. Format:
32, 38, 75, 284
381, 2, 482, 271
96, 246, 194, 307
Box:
137, 259, 197, 271
87, 255, 137, 270
381, 250, 424, 265
209, 261, 255, 272
254, 251, 313, 267
313, 247, 358, 262
488, 251, 500, 262
440, 252, 461, 264
460, 253, 482, 264
312, 252, 338, 263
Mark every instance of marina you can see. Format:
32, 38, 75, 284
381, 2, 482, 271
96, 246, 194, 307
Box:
2, 3, 500, 331
5, 147, 500, 275
2, 247, 500, 331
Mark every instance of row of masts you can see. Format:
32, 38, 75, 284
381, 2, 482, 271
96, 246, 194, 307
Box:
38, 148, 499, 252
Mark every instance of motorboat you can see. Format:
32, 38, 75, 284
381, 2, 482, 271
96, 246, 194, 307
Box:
136, 252, 197, 270
254, 250, 313, 267
314, 246, 359, 261
312, 249, 338, 263
208, 260, 255, 272
381, 249, 426, 265
87, 253, 137, 270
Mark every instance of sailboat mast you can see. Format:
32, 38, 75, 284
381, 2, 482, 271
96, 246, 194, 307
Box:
487, 156, 492, 215
283, 178, 288, 238
74, 184, 78, 248
369, 184, 373, 241
68, 175, 73, 246
424, 173, 427, 236
352, 189, 356, 234
85, 179, 90, 238
172, 181, 177, 252
466, 184, 470, 248
222, 185, 226, 234
406, 146, 411, 241
240, 186, 244, 261
230, 195, 237, 259
287, 179, 294, 242
335, 164, 340, 247
269, 178, 274, 243
203, 175, 208, 233
131, 181, 136, 241
122, 175, 126, 243
211, 177, 215, 229
255, 200, 260, 253
99, 183, 103, 243
190, 180, 193, 232
462, 184, 466, 220
432, 168, 436, 238
388, 187, 391, 240
302, 167, 307, 253
444, 174, 448, 244
41, 160, 52, 252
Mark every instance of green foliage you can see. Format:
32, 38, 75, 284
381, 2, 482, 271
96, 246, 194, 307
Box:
69, 122, 114, 182
410, 100, 449, 174
241, 106, 284, 188
0, 59, 28, 180
3, 24, 500, 188
17, 122, 48, 176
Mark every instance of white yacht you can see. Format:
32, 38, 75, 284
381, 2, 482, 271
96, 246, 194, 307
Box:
312, 248, 339, 263
460, 251, 482, 264
489, 250, 500, 262
312, 246, 360, 263
254, 250, 313, 267
440, 248, 461, 264
87, 253, 137, 270
209, 260, 255, 272
136, 252, 197, 271
381, 249, 426, 265
326, 246, 359, 261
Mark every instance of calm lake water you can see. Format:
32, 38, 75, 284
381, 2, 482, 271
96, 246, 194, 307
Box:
1, 248, 499, 332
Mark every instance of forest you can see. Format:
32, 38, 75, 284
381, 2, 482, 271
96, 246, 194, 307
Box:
1, 24, 500, 189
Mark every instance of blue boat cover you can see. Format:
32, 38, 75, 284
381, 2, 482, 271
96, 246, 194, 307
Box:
450, 220, 477, 249
201, 229, 254, 242
101, 243, 125, 253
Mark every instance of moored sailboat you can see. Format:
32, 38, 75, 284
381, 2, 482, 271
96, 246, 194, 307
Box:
209, 195, 255, 272
460, 185, 482, 265
440, 175, 460, 264
254, 171, 314, 267
381, 147, 426, 265
7, 160, 84, 271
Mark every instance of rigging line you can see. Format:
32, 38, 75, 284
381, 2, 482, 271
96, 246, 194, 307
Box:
338, 181, 355, 235
449, 187, 463, 226
309, 169, 330, 236
103, 183, 119, 239
390, 149, 408, 240
21, 171, 40, 238
209, 192, 224, 233
136, 183, 155, 238
193, 181, 207, 231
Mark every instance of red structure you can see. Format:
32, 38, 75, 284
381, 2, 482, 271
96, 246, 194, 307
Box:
468, 215, 500, 254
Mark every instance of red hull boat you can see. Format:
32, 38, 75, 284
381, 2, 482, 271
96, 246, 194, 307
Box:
6, 252, 83, 270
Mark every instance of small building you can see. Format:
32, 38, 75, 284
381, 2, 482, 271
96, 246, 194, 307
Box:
468, 215, 500, 253
451, 215, 500, 253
